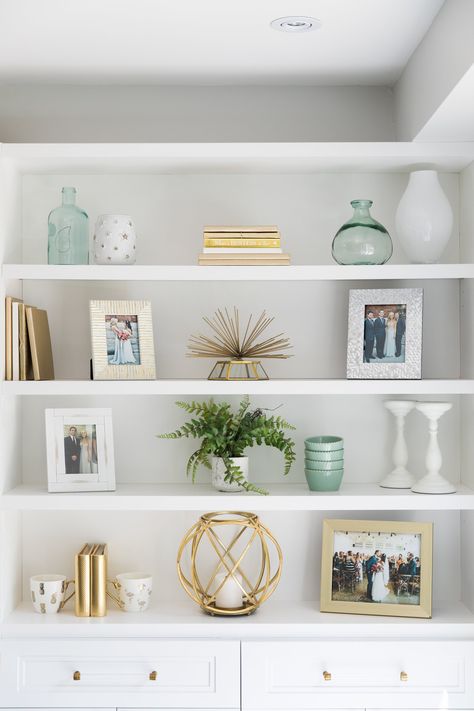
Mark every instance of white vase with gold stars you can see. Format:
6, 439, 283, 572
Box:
93, 214, 137, 265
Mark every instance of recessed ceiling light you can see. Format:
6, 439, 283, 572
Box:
270, 16, 322, 33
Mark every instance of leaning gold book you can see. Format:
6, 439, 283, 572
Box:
4, 296, 22, 381
18, 303, 33, 381
90, 543, 108, 617
75, 543, 93, 617
26, 306, 55, 380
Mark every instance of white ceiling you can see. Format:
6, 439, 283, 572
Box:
0, 0, 445, 86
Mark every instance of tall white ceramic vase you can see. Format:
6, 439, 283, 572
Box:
395, 170, 453, 264
380, 400, 415, 489
412, 402, 455, 494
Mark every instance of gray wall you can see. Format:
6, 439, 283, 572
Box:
0, 85, 395, 142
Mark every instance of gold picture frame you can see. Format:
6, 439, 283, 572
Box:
320, 519, 433, 619
90, 300, 156, 380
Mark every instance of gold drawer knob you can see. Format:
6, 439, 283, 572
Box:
323, 671, 332, 681
149, 670, 158, 681
400, 671, 408, 682
73, 671, 81, 681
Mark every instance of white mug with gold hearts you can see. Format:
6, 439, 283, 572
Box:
30, 574, 74, 614
111, 572, 152, 612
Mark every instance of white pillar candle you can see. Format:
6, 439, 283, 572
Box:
214, 572, 243, 609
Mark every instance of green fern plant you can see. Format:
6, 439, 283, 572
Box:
157, 396, 296, 495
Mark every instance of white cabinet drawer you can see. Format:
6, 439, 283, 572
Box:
0, 639, 240, 708
242, 640, 474, 709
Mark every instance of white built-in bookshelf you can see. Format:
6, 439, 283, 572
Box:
1, 143, 474, 707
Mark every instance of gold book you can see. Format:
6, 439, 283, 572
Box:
18, 303, 33, 381
75, 543, 93, 617
90, 543, 108, 617
4, 296, 22, 381
26, 307, 55, 380
204, 225, 279, 233
203, 238, 281, 248
199, 254, 290, 266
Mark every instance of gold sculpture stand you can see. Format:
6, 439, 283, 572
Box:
208, 359, 269, 381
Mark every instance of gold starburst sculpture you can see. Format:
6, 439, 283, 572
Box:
187, 307, 291, 380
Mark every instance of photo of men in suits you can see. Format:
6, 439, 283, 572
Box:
64, 426, 81, 474
363, 304, 407, 364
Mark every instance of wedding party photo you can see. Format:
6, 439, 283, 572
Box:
363, 304, 406, 364
330, 528, 421, 606
320, 519, 432, 618
346, 288, 423, 380
105, 314, 141, 366
63, 424, 98, 475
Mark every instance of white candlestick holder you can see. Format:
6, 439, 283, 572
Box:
412, 401, 455, 494
380, 400, 416, 489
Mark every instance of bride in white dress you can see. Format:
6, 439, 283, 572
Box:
372, 554, 389, 602
109, 318, 136, 365
384, 312, 397, 358
79, 430, 92, 474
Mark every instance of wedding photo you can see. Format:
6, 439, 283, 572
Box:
105, 314, 141, 366
331, 528, 421, 606
63, 424, 98, 475
363, 304, 406, 364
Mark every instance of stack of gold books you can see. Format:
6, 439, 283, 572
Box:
75, 543, 108, 617
198, 225, 290, 265
4, 296, 54, 380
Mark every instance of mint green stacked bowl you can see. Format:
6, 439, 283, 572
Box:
304, 436, 344, 491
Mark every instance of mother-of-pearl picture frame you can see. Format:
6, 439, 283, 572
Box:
90, 299, 156, 380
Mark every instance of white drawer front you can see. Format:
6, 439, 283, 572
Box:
242, 640, 474, 709
0, 639, 240, 708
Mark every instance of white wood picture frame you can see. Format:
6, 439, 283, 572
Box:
90, 299, 156, 380
45, 408, 116, 492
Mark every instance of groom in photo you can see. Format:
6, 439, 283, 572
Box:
366, 550, 380, 600
64, 426, 81, 474
374, 310, 386, 358
364, 311, 375, 362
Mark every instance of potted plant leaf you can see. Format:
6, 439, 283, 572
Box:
157, 396, 295, 495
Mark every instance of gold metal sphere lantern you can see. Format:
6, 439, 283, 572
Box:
177, 511, 283, 616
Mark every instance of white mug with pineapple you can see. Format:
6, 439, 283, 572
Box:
109, 572, 153, 612
30, 574, 74, 614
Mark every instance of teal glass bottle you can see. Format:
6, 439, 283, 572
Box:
48, 187, 89, 264
332, 199, 392, 265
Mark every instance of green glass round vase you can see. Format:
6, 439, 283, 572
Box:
332, 199, 393, 265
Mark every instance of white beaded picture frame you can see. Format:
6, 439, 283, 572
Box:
346, 288, 423, 379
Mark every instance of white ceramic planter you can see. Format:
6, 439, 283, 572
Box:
93, 214, 137, 265
211, 456, 248, 492
395, 170, 453, 264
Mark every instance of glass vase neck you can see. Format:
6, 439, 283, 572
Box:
61, 187, 77, 206
351, 199, 373, 217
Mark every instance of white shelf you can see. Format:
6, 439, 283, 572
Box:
2, 483, 472, 511
4, 141, 474, 173
4, 263, 474, 281
3, 600, 473, 639
3, 378, 474, 396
